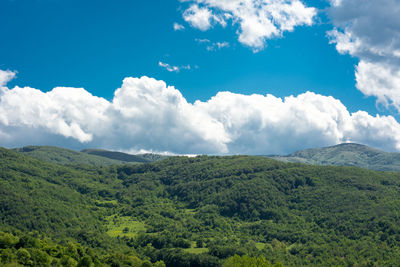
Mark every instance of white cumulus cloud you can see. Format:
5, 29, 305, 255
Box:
0, 85, 109, 143
1, 71, 400, 154
183, 5, 215, 31
181, 0, 316, 51
355, 61, 400, 109
328, 0, 400, 111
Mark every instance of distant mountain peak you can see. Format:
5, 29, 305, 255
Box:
331, 143, 379, 150
271, 143, 400, 172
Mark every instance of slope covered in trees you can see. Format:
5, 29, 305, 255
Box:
2, 147, 400, 266
270, 143, 400, 171
13, 146, 125, 166
12, 146, 167, 166
81, 149, 167, 163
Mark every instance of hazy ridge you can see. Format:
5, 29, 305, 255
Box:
269, 143, 400, 172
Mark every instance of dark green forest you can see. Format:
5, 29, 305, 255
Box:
13, 146, 166, 166
2, 147, 400, 266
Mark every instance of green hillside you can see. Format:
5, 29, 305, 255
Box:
2, 147, 400, 266
0, 148, 118, 240
81, 149, 168, 163
13, 146, 124, 166
137, 153, 169, 162
270, 143, 400, 171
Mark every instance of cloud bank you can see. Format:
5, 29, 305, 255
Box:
181, 0, 316, 51
1, 71, 400, 154
328, 0, 400, 110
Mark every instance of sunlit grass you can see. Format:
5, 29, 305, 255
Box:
106, 215, 146, 238
184, 241, 209, 254
256, 242, 266, 250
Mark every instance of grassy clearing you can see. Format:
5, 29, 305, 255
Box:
106, 215, 146, 238
184, 242, 209, 254
184, 247, 209, 254
95, 200, 118, 208
256, 242, 266, 250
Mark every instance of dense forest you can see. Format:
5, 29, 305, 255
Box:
2, 147, 400, 266
13, 146, 165, 166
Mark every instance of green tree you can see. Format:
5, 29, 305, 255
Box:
223, 255, 273, 267
16, 248, 31, 265
59, 256, 78, 267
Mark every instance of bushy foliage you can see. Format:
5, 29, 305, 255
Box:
0, 231, 165, 266
222, 255, 280, 267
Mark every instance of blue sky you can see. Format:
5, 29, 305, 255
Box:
1, 0, 400, 154
0, 0, 368, 109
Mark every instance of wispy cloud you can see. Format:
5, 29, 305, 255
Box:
173, 22, 185, 31
158, 61, 191, 73
207, 41, 229, 51
0, 70, 17, 87
195, 39, 230, 51
195, 38, 210, 44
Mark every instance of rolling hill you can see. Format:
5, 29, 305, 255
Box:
13, 146, 125, 165
2, 146, 400, 265
269, 143, 400, 171
81, 148, 167, 163
13, 146, 167, 166
0, 147, 164, 266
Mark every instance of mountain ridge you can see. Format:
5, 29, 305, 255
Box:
81, 148, 167, 163
13, 146, 124, 166
12, 145, 167, 166
269, 142, 400, 171
11, 142, 400, 172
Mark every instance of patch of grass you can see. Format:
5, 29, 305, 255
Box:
255, 242, 266, 250
106, 215, 147, 238
95, 200, 118, 208
184, 247, 209, 254
183, 241, 209, 254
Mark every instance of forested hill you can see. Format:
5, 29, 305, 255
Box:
81, 149, 168, 163
14, 143, 400, 171
13, 146, 125, 165
2, 147, 400, 266
13, 146, 166, 166
269, 143, 400, 171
